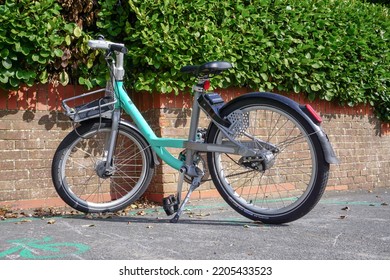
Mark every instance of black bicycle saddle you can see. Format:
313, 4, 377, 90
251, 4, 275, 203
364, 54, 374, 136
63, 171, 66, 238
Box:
180, 61, 232, 76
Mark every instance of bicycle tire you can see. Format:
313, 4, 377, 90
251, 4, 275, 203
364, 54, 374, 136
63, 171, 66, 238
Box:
52, 120, 154, 213
206, 96, 329, 224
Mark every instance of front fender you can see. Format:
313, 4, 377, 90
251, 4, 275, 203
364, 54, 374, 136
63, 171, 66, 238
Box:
119, 119, 160, 167
80, 117, 160, 167
219, 92, 339, 164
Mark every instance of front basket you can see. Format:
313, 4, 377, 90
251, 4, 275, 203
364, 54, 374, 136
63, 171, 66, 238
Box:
62, 88, 116, 123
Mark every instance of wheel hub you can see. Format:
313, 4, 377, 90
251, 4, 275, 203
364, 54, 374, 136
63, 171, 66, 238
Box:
95, 160, 114, 179
239, 150, 275, 172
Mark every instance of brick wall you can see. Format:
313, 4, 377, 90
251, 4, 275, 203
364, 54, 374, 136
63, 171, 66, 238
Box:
1, 85, 389, 209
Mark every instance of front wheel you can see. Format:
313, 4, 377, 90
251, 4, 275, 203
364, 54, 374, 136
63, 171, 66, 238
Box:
207, 96, 329, 224
52, 120, 154, 213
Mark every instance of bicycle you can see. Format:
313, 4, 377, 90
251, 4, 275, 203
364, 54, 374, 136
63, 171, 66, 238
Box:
51, 36, 339, 224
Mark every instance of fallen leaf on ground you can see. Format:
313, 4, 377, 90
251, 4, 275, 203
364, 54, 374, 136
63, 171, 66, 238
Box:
196, 213, 211, 217
47, 219, 56, 224
15, 219, 32, 224
137, 210, 146, 216
82, 224, 95, 228
123, 198, 158, 211
0, 208, 7, 216
97, 214, 113, 219
341, 206, 350, 211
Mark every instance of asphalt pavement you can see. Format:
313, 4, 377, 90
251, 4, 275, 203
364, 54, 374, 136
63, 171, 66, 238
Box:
1, 188, 389, 260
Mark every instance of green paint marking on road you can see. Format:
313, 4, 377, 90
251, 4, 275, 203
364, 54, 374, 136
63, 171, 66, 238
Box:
0, 217, 41, 224
0, 215, 71, 224
0, 236, 90, 259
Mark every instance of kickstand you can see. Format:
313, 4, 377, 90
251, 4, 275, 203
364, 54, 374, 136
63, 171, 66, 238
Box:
170, 175, 202, 223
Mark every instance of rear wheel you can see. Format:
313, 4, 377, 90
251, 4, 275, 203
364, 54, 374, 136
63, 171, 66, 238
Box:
52, 120, 154, 213
207, 97, 329, 224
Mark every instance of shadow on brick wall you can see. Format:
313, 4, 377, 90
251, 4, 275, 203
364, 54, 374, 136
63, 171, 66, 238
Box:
323, 114, 383, 137
0, 84, 85, 131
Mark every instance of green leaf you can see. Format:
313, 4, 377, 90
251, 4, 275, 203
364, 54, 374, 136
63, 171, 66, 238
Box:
293, 84, 301, 93
31, 54, 40, 62
65, 35, 71, 46
63, 23, 75, 33
16, 70, 28, 80
37, 56, 47, 64
310, 84, 322, 92
78, 76, 86, 84
0, 49, 9, 58
311, 63, 322, 69
308, 92, 316, 101
39, 70, 48, 84
87, 58, 94, 69
260, 73, 268, 81
40, 50, 51, 58
0, 75, 9, 84
73, 26, 82, 38
9, 77, 19, 88
2, 58, 12, 69
54, 49, 64, 57
59, 71, 69, 86
84, 79, 93, 89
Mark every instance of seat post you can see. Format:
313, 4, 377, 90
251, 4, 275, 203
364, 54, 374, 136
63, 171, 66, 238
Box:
187, 77, 206, 143
172, 79, 203, 214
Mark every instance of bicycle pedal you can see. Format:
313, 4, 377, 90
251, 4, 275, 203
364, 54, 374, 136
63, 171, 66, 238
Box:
162, 195, 179, 216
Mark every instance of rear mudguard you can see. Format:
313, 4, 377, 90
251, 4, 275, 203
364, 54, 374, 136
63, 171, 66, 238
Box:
216, 92, 339, 165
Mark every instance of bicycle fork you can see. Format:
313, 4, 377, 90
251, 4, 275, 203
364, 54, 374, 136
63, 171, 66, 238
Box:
95, 109, 120, 179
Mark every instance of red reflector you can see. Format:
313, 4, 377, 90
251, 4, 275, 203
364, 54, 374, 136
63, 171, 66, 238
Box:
305, 104, 322, 123
203, 80, 211, 90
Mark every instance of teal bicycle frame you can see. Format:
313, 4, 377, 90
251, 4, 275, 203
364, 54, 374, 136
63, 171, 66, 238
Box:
116, 80, 185, 170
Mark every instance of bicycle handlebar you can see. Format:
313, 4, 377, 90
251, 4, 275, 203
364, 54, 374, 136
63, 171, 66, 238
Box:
88, 40, 128, 54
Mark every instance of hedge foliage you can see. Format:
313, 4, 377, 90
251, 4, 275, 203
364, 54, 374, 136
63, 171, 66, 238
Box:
97, 0, 390, 121
0, 0, 389, 121
0, 0, 95, 88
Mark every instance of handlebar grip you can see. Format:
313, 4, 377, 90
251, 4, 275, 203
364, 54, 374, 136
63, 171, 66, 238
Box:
88, 40, 128, 53
110, 44, 128, 54
88, 40, 110, 50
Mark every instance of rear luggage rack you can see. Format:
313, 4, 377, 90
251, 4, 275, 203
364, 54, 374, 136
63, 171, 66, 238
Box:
62, 88, 116, 123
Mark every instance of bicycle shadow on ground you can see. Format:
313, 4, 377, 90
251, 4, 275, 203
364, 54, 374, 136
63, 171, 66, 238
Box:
62, 214, 288, 228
